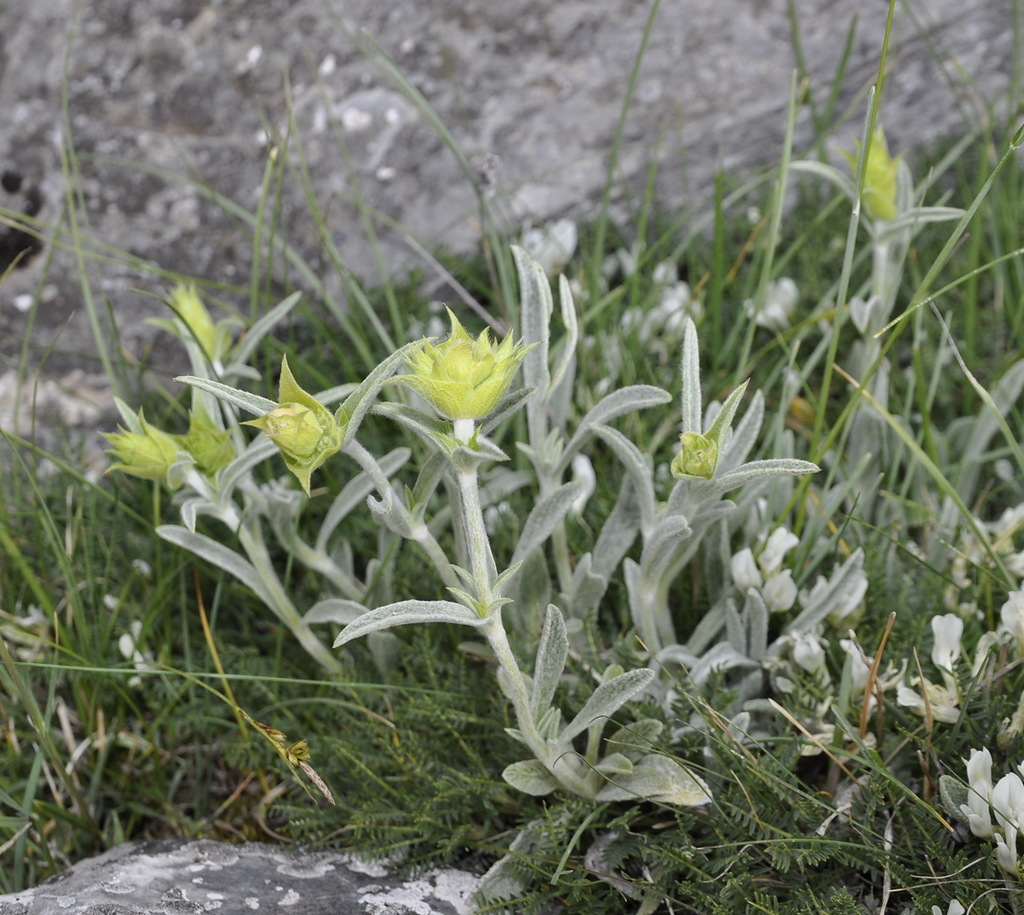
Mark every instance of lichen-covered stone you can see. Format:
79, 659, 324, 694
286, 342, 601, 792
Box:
0, 839, 480, 915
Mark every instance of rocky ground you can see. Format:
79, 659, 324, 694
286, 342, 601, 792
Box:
0, 0, 1019, 903
0, 838, 481, 915
0, 0, 1016, 461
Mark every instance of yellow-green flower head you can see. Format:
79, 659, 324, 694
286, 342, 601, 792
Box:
244, 356, 343, 495
177, 407, 235, 476
104, 411, 183, 483
168, 282, 233, 361
396, 308, 531, 421
671, 431, 719, 480
251, 404, 322, 459
841, 127, 900, 222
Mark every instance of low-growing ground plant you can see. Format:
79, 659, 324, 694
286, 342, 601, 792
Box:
3, 2, 1024, 911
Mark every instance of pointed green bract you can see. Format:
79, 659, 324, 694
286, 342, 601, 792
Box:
166, 282, 236, 361
841, 126, 901, 222
671, 431, 719, 480
104, 409, 183, 484
177, 406, 235, 476
244, 356, 345, 495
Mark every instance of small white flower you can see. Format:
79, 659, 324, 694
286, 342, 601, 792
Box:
791, 631, 827, 678
1007, 552, 1024, 579
960, 747, 995, 839
1000, 590, 1024, 648
651, 262, 703, 330
603, 242, 642, 280
619, 306, 644, 336
839, 638, 872, 693
730, 548, 763, 592
930, 613, 963, 672
897, 677, 960, 724
758, 528, 799, 577
995, 824, 1020, 876
118, 620, 154, 689
931, 901, 965, 915
131, 558, 153, 578
797, 721, 839, 757
966, 747, 994, 793
763, 568, 798, 613
992, 772, 1024, 837
744, 277, 799, 332
825, 566, 869, 627
651, 261, 677, 286
520, 219, 578, 276
989, 504, 1024, 539
972, 630, 1000, 676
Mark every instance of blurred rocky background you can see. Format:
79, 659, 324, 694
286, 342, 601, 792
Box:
0, 0, 1018, 460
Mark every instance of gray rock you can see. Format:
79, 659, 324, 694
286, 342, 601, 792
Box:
0, 839, 480, 915
0, 0, 1015, 385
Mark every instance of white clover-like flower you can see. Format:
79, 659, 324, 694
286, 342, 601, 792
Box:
800, 566, 869, 629
931, 901, 965, 915
955, 748, 1024, 876
763, 568, 798, 613
961, 747, 996, 839
131, 558, 153, 578
797, 721, 839, 757
519, 219, 578, 276
837, 637, 904, 717
651, 261, 704, 331
996, 826, 1020, 876
118, 619, 155, 689
992, 772, 1024, 837
991, 505, 1024, 540
618, 266, 704, 347
744, 277, 799, 332
839, 638, 872, 693
603, 242, 642, 280
1000, 590, 1024, 647
758, 527, 799, 577
791, 630, 827, 678
826, 566, 869, 627
930, 613, 964, 673
730, 548, 763, 592
972, 630, 1000, 676
897, 677, 960, 724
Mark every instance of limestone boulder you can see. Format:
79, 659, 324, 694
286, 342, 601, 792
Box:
0, 838, 481, 915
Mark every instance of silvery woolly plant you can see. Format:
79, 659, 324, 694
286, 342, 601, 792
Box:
107, 249, 824, 815
320, 287, 714, 809
106, 284, 359, 674
792, 125, 965, 530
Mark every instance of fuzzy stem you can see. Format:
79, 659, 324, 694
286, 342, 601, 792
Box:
180, 467, 343, 672
453, 442, 596, 797
481, 614, 595, 799
235, 521, 343, 674
455, 464, 497, 604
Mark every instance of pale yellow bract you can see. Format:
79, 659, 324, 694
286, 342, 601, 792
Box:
395, 308, 531, 422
